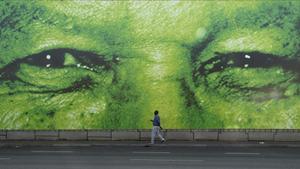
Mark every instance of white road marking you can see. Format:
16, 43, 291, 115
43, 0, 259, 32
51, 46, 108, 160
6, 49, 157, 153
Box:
31, 150, 74, 153
53, 144, 91, 147
132, 151, 171, 154
225, 152, 261, 155
130, 159, 203, 162
0, 157, 11, 160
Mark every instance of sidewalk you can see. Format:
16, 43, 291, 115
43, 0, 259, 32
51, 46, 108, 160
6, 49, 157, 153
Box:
1, 140, 300, 148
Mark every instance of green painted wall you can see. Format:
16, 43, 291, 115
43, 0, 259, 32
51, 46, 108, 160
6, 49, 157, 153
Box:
0, 0, 299, 129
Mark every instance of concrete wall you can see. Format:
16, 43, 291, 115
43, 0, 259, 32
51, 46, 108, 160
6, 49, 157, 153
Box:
0, 129, 300, 141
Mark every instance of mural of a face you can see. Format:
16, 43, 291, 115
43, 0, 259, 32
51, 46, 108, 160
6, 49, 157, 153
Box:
0, 1, 299, 129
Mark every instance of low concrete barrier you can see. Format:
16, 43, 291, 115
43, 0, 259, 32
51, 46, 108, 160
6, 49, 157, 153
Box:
274, 130, 300, 141
165, 130, 193, 141
218, 130, 248, 141
248, 130, 274, 141
35, 131, 59, 141
7, 131, 35, 140
193, 129, 218, 141
0, 129, 300, 141
88, 130, 112, 141
139, 129, 152, 141
59, 130, 87, 140
112, 130, 139, 141
0, 130, 6, 140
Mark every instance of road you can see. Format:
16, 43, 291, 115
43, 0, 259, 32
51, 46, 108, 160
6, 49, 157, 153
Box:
0, 145, 299, 169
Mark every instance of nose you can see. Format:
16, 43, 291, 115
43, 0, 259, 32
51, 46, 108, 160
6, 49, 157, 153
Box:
134, 43, 192, 128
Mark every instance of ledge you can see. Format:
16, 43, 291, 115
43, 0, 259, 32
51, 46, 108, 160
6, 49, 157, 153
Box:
0, 129, 299, 141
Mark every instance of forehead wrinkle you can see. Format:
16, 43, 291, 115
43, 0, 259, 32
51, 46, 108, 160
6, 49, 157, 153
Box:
37, 1, 129, 25
228, 1, 300, 30
127, 1, 212, 45
2, 1, 299, 61
35, 1, 133, 46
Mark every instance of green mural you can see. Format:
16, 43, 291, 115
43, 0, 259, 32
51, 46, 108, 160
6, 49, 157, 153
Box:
0, 0, 299, 129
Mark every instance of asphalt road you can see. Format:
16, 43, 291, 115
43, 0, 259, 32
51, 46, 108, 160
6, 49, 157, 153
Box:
0, 145, 299, 169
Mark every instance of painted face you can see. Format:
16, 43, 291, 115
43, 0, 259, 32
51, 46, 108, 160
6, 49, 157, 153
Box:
0, 1, 299, 129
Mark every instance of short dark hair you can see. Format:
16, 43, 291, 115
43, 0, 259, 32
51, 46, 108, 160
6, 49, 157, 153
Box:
154, 110, 159, 115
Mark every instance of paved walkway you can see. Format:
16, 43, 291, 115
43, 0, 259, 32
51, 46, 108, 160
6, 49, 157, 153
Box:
1, 140, 300, 148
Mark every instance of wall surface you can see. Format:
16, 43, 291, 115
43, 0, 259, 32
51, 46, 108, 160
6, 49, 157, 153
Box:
1, 1, 300, 129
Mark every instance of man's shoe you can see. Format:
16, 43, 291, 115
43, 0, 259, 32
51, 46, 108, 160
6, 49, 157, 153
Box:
161, 139, 165, 143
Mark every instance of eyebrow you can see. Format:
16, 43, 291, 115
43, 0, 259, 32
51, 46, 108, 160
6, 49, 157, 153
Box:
0, 2, 43, 67
0, 2, 40, 31
0, 2, 132, 68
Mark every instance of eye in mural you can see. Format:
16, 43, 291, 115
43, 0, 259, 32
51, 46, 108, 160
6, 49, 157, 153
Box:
198, 52, 300, 100
0, 1, 299, 129
1, 49, 117, 93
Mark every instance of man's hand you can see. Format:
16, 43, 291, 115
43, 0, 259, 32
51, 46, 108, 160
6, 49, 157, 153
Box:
160, 126, 163, 130
150, 120, 153, 122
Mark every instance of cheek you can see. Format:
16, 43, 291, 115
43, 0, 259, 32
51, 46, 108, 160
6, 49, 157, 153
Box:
0, 82, 110, 129
195, 86, 300, 128
53, 89, 109, 129
0, 93, 56, 129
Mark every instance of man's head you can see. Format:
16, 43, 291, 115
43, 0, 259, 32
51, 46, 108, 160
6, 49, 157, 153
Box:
0, 1, 299, 129
154, 110, 159, 116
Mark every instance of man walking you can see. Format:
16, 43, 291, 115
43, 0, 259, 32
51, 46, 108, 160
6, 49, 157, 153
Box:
150, 110, 165, 144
